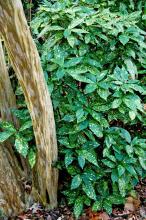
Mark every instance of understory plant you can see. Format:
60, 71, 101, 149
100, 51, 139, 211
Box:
0, 109, 36, 168
31, 0, 146, 218
0, 0, 146, 218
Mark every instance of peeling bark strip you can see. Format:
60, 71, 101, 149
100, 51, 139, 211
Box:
0, 40, 24, 216
0, 0, 58, 207
0, 40, 21, 176
0, 41, 17, 124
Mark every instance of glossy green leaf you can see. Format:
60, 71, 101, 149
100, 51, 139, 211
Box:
19, 120, 32, 132
118, 178, 126, 197
69, 74, 93, 83
125, 145, 133, 155
82, 170, 97, 182
0, 131, 14, 142
112, 99, 122, 109
98, 89, 110, 101
120, 128, 131, 143
71, 174, 82, 190
68, 18, 84, 29
89, 123, 103, 138
119, 34, 129, 45
78, 155, 85, 169
84, 84, 97, 94
67, 35, 76, 47
64, 57, 83, 68
76, 109, 84, 123
124, 59, 137, 79
139, 157, 146, 170
81, 149, 98, 166
56, 68, 65, 79
108, 195, 124, 205
92, 200, 102, 211
103, 199, 112, 214
0, 121, 16, 133
126, 165, 137, 176
129, 111, 136, 120
102, 159, 115, 168
65, 153, 74, 167
28, 149, 36, 168
74, 197, 83, 219
117, 165, 125, 176
15, 136, 29, 158
111, 169, 118, 183
82, 181, 96, 200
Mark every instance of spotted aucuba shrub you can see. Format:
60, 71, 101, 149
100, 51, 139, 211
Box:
31, 0, 146, 218
0, 109, 36, 168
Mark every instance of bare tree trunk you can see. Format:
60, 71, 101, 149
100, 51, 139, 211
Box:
0, 39, 30, 175
0, 40, 25, 216
0, 0, 58, 207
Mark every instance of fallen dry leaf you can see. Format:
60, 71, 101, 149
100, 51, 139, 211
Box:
85, 209, 110, 220
97, 212, 110, 220
124, 196, 141, 212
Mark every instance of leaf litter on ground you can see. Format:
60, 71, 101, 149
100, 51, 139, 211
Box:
5, 178, 146, 220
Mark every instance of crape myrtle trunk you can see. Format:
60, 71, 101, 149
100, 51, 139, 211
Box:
0, 0, 58, 215
0, 40, 25, 216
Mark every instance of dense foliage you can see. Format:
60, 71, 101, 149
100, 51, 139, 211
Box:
0, 109, 36, 168
0, 0, 146, 218
31, 0, 146, 218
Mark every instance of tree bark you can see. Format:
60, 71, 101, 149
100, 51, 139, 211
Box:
0, 40, 25, 216
0, 144, 25, 217
0, 41, 18, 124
0, 0, 58, 207
0, 39, 30, 174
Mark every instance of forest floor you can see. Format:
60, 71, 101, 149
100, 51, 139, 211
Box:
9, 179, 146, 220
